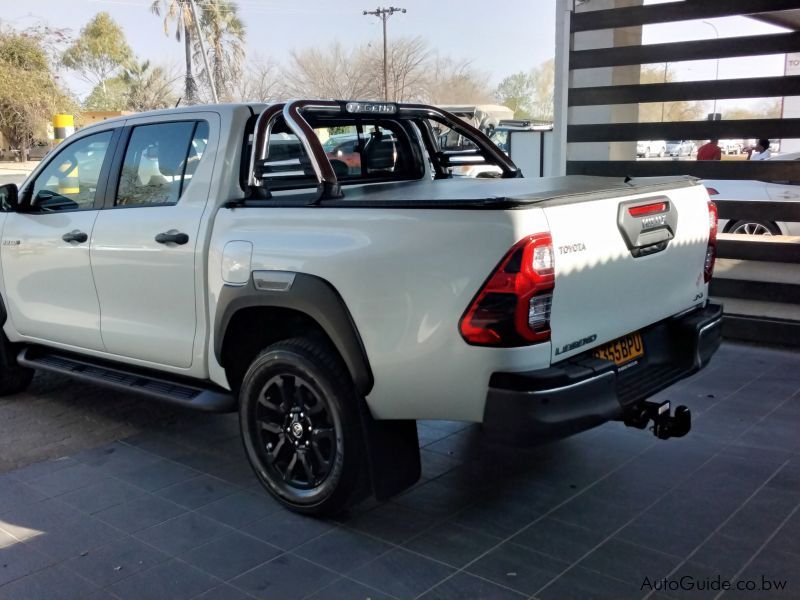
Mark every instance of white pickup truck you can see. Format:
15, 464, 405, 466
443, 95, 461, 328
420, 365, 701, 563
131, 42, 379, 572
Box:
0, 100, 722, 515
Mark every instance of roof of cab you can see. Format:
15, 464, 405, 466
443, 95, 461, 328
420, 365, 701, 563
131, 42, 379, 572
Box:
79, 102, 269, 132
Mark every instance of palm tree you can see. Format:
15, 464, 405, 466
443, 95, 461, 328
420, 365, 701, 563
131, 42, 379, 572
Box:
195, 0, 245, 102
122, 60, 179, 112
150, 0, 197, 103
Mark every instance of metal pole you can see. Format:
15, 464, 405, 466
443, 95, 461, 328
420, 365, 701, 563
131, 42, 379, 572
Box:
382, 14, 388, 101
189, 0, 218, 103
702, 21, 720, 118
363, 7, 406, 102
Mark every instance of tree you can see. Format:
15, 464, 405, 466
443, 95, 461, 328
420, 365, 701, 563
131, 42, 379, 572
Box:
121, 60, 179, 111
495, 59, 555, 121
723, 99, 781, 120
0, 29, 75, 158
638, 65, 707, 122
495, 71, 536, 117
84, 60, 179, 112
283, 42, 375, 99
84, 77, 129, 111
62, 13, 132, 106
194, 0, 245, 102
421, 55, 492, 105
531, 59, 555, 122
234, 56, 283, 102
370, 36, 430, 102
151, 0, 197, 103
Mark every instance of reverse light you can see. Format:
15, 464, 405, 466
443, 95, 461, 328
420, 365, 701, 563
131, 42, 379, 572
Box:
704, 200, 718, 283
459, 234, 555, 346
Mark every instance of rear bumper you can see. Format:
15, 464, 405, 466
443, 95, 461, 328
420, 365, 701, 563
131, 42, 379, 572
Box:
482, 302, 722, 443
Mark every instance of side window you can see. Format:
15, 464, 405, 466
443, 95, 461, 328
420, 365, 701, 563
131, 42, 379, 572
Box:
31, 131, 113, 212
116, 121, 208, 207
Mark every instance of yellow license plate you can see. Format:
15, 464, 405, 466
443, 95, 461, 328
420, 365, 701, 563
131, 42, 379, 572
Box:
593, 332, 644, 366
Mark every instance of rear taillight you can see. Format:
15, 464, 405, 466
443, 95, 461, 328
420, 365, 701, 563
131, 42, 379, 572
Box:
704, 200, 718, 283
459, 234, 555, 346
704, 186, 719, 196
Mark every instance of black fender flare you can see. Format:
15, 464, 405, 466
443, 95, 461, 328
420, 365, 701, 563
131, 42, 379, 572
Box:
214, 272, 374, 395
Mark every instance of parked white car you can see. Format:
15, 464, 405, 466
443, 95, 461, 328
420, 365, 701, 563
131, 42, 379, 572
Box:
666, 140, 694, 157
702, 151, 800, 235
636, 140, 666, 158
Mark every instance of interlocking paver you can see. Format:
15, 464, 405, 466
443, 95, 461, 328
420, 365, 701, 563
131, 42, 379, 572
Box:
0, 342, 797, 599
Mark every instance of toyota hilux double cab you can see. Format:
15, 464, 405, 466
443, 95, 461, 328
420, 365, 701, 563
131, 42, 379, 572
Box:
0, 100, 722, 515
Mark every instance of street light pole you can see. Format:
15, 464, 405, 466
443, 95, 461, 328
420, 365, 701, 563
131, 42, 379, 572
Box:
363, 6, 406, 101
702, 20, 720, 118
189, 0, 218, 103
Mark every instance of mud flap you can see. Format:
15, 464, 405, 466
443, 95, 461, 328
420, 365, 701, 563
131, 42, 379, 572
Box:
357, 400, 421, 500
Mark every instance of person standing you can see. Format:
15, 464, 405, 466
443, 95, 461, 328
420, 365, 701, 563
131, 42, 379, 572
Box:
696, 139, 721, 161
749, 139, 771, 160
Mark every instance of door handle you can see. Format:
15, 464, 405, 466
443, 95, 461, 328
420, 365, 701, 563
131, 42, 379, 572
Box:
62, 230, 88, 244
155, 230, 189, 245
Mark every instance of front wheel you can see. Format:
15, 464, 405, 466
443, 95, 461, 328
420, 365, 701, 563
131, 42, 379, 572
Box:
239, 338, 362, 516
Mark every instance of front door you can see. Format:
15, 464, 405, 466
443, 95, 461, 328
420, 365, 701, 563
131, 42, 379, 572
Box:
90, 116, 216, 369
1, 129, 116, 350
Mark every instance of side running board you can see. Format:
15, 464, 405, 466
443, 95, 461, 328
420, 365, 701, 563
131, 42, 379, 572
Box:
17, 348, 236, 413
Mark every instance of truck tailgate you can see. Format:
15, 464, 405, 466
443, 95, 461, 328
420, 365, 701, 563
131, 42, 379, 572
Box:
540, 184, 711, 363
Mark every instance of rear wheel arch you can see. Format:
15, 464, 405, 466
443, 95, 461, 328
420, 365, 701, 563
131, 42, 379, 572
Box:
215, 273, 373, 396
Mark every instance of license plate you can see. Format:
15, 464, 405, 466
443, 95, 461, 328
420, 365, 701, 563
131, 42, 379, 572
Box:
593, 332, 644, 366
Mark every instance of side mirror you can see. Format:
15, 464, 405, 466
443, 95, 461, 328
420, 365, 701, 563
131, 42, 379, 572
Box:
0, 183, 19, 212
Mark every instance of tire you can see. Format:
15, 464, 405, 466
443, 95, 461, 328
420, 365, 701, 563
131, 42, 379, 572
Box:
658, 148, 665, 157
239, 337, 362, 516
728, 220, 781, 236
0, 334, 33, 396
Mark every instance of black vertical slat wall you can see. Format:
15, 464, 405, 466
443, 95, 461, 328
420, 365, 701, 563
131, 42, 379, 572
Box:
565, 0, 800, 179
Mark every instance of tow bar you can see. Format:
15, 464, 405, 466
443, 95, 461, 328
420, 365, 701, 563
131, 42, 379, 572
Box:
623, 400, 691, 440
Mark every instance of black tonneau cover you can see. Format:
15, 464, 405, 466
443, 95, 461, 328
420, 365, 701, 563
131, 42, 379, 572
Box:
267, 175, 698, 209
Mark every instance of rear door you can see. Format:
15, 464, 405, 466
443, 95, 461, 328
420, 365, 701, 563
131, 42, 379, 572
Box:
540, 184, 710, 363
90, 113, 218, 368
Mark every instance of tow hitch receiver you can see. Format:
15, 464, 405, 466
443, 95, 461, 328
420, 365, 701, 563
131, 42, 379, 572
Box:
623, 400, 691, 440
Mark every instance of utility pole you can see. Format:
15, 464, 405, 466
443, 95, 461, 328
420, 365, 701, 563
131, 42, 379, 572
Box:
189, 0, 219, 103
363, 6, 406, 101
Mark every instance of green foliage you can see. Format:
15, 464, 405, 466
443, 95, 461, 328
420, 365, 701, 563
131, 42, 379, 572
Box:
63, 12, 133, 88
495, 71, 536, 118
495, 60, 554, 121
0, 29, 75, 154
84, 60, 178, 113
84, 77, 129, 111
121, 60, 178, 112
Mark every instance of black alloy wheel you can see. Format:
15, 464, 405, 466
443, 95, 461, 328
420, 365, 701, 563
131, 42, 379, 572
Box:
239, 338, 361, 515
256, 372, 337, 491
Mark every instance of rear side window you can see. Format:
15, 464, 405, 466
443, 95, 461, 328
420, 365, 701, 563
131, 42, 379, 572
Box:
116, 121, 209, 207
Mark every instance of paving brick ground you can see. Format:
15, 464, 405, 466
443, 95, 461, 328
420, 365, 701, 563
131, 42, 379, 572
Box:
0, 341, 799, 599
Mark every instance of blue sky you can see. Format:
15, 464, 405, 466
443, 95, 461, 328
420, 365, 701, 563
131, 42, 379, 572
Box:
0, 0, 558, 97
0, 0, 789, 107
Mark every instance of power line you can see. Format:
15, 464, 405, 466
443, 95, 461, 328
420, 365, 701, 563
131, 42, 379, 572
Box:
362, 6, 406, 101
